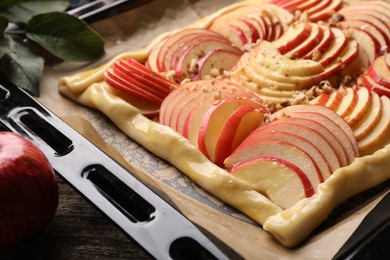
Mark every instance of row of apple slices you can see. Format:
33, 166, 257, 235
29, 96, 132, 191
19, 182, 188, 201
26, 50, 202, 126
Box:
147, 28, 242, 82
356, 54, 390, 98
159, 80, 267, 167
208, 3, 293, 50
104, 58, 179, 117
225, 104, 358, 209
337, 0, 390, 64
271, 0, 343, 22
228, 21, 359, 106
310, 84, 390, 156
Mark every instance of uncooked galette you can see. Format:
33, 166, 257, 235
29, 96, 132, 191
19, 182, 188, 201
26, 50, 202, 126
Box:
59, 0, 390, 247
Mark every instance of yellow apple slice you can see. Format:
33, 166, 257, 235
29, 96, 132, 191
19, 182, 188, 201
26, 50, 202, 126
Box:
229, 156, 314, 209
358, 95, 390, 156
345, 87, 372, 128
353, 89, 383, 141
335, 87, 358, 119
251, 41, 324, 77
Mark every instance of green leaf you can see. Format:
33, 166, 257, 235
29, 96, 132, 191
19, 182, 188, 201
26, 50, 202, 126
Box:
0, 16, 8, 35
0, 0, 69, 23
0, 35, 44, 96
26, 12, 105, 61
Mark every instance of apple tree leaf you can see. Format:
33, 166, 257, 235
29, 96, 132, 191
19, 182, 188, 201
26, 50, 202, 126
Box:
0, 35, 44, 96
26, 12, 105, 61
0, 0, 69, 23
0, 16, 8, 35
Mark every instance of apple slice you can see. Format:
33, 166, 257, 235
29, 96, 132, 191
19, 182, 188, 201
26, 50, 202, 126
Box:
324, 90, 343, 111
304, 24, 334, 60
115, 59, 174, 96
175, 38, 242, 81
316, 27, 347, 66
343, 27, 377, 65
270, 104, 359, 158
334, 87, 358, 119
344, 87, 371, 127
309, 0, 342, 22
360, 72, 390, 98
250, 119, 341, 173
242, 130, 331, 180
198, 97, 266, 166
273, 22, 312, 55
225, 136, 323, 190
155, 28, 223, 72
339, 20, 386, 56
251, 41, 324, 77
310, 93, 330, 106
353, 90, 383, 142
193, 49, 241, 81
367, 55, 390, 88
358, 95, 390, 156
229, 156, 314, 210
307, 0, 332, 15
104, 68, 162, 105
284, 22, 323, 59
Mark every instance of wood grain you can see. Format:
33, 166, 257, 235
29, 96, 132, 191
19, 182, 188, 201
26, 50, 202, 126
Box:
0, 177, 152, 259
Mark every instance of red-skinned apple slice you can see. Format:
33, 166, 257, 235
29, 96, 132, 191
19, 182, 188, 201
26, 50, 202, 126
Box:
271, 104, 359, 158
104, 68, 162, 105
319, 39, 359, 79
316, 27, 347, 66
267, 115, 348, 166
249, 118, 342, 171
339, 11, 390, 46
114, 59, 174, 96
309, 0, 342, 22
304, 24, 334, 60
229, 156, 314, 210
183, 84, 261, 147
175, 38, 242, 81
197, 97, 266, 166
225, 138, 322, 190
358, 95, 390, 156
155, 28, 223, 72
242, 130, 331, 180
360, 72, 390, 98
307, 0, 332, 15
343, 28, 377, 64
273, 22, 312, 55
339, 20, 386, 56
367, 55, 390, 88
193, 49, 241, 81
284, 22, 323, 59
281, 111, 357, 164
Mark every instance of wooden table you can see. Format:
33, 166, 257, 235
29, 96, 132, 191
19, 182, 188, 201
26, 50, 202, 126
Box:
0, 177, 152, 259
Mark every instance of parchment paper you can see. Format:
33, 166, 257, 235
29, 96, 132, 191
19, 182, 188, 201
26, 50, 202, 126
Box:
38, 1, 389, 259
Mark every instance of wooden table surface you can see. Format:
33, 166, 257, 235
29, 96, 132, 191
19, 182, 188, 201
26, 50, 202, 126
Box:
0, 176, 153, 259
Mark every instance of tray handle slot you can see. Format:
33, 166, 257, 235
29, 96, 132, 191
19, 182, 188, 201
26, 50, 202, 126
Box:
8, 107, 74, 156
169, 237, 218, 260
82, 164, 156, 223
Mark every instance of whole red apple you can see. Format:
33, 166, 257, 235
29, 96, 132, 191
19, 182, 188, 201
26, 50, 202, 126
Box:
0, 132, 59, 250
